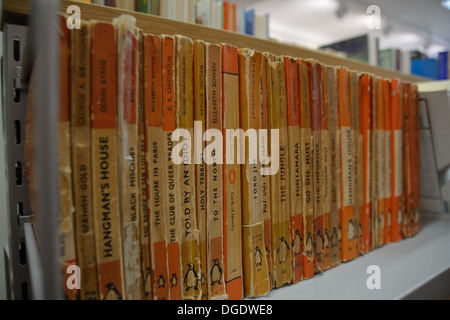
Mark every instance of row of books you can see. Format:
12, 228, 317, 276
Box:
77, 0, 270, 39
25, 13, 420, 300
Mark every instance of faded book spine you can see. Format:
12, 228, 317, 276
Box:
383, 79, 392, 244
70, 20, 98, 300
143, 33, 169, 300
91, 21, 125, 300
375, 78, 386, 247
114, 15, 142, 300
298, 59, 314, 279
175, 35, 202, 300
239, 48, 270, 298
222, 43, 243, 300
284, 56, 303, 282
205, 42, 227, 300
193, 39, 208, 300
162, 35, 181, 301
402, 83, 412, 238
265, 52, 292, 289
59, 16, 78, 300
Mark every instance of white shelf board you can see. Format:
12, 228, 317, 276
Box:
254, 214, 450, 300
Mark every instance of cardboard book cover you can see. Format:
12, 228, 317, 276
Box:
58, 16, 78, 300
298, 59, 314, 280
264, 52, 292, 289
162, 34, 181, 301
238, 48, 270, 298
70, 19, 98, 300
358, 73, 372, 254
114, 15, 143, 300
221, 43, 243, 300
91, 21, 125, 300
349, 70, 361, 257
193, 39, 208, 300
175, 35, 202, 300
205, 42, 227, 300
260, 56, 273, 290
309, 60, 324, 273
321, 65, 332, 270
382, 79, 393, 244
325, 66, 342, 268
137, 30, 152, 300
143, 33, 169, 300
284, 56, 303, 282
338, 66, 356, 262
390, 78, 403, 242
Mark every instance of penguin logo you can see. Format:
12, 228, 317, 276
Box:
210, 259, 223, 285
184, 263, 199, 291
292, 230, 302, 256
103, 282, 123, 300
398, 209, 403, 225
144, 267, 152, 297
315, 231, 324, 255
324, 229, 330, 249
201, 272, 206, 286
330, 228, 338, 248
254, 246, 264, 266
380, 212, 384, 230
305, 233, 313, 255
157, 274, 165, 288
277, 237, 290, 264
347, 219, 355, 241
86, 291, 96, 300
170, 273, 178, 287
337, 223, 342, 242
387, 209, 392, 227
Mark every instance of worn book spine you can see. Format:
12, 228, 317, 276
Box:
410, 84, 420, 236
402, 83, 412, 239
265, 52, 292, 289
91, 21, 125, 300
59, 16, 78, 300
349, 71, 361, 257
359, 74, 372, 254
284, 56, 303, 282
375, 78, 386, 247
163, 35, 181, 300
239, 48, 270, 298
326, 66, 341, 268
309, 60, 324, 272
298, 59, 314, 279
114, 15, 142, 300
193, 39, 208, 300
137, 30, 152, 300
338, 66, 355, 262
390, 78, 403, 242
144, 33, 169, 300
221, 43, 243, 300
321, 65, 331, 269
162, 34, 181, 301
205, 42, 227, 300
175, 35, 202, 300
383, 79, 392, 244
260, 56, 273, 290
70, 19, 98, 300
370, 77, 378, 250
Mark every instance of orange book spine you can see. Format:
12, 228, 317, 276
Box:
359, 74, 371, 254
221, 44, 243, 300
390, 79, 403, 242
298, 59, 314, 279
193, 39, 208, 300
59, 15, 78, 300
338, 66, 355, 261
265, 52, 292, 289
260, 56, 273, 290
284, 56, 303, 282
91, 21, 125, 300
175, 35, 202, 300
383, 79, 392, 244
223, 1, 230, 30
205, 43, 227, 300
239, 48, 271, 298
322, 65, 332, 269
375, 78, 386, 247
161, 35, 181, 300
143, 34, 169, 300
